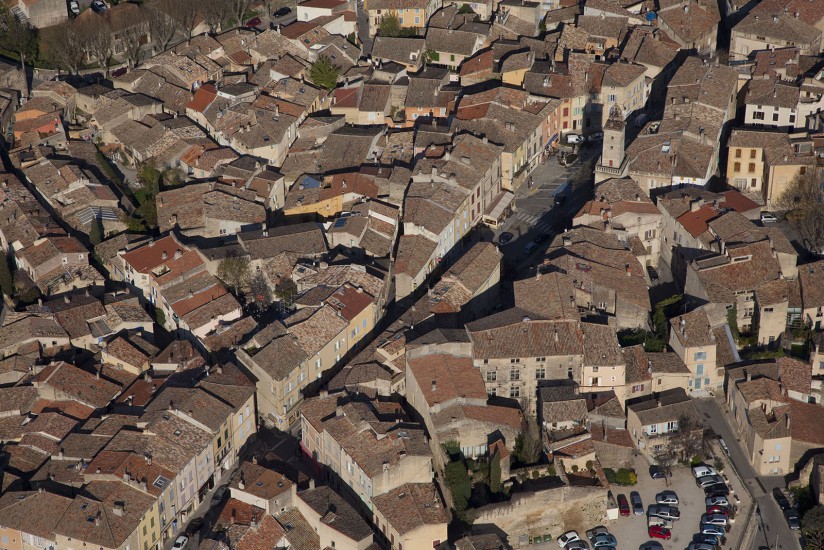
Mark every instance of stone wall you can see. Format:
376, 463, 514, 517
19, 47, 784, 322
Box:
472, 485, 608, 548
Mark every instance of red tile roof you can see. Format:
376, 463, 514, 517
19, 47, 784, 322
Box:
187, 84, 217, 113
677, 204, 717, 238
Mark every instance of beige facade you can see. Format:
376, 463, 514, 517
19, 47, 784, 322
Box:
371, 483, 449, 550
669, 310, 722, 393
626, 388, 703, 461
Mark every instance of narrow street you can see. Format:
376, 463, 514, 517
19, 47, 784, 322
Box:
694, 398, 802, 550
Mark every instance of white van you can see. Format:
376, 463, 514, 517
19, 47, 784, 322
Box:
692, 465, 717, 479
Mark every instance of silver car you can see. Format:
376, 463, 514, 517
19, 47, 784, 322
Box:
656, 490, 679, 505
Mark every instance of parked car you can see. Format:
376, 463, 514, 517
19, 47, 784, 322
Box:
648, 526, 671, 540
648, 504, 680, 520
245, 16, 262, 28
585, 527, 609, 540
646, 265, 659, 282
704, 483, 730, 497
647, 516, 673, 529
760, 211, 778, 223
557, 531, 580, 548
565, 542, 590, 550
211, 485, 228, 505
688, 544, 716, 550
706, 505, 730, 516
701, 513, 729, 526
706, 495, 730, 507
773, 488, 791, 510
693, 534, 720, 546
185, 517, 204, 536
273, 6, 291, 17
785, 509, 800, 530
618, 494, 630, 516
498, 231, 514, 245
590, 534, 617, 548
554, 193, 568, 206
656, 490, 679, 505
700, 524, 726, 537
567, 134, 585, 144
172, 536, 188, 550
649, 465, 667, 480
523, 242, 538, 255
639, 543, 663, 550
696, 474, 724, 488
91, 0, 106, 11
69, 0, 79, 14
589, 132, 604, 141
631, 491, 644, 515
692, 465, 717, 478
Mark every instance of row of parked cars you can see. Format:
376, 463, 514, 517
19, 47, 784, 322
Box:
686, 465, 733, 549
773, 487, 801, 530
556, 525, 617, 549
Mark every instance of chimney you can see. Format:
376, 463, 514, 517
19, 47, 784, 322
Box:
336, 405, 343, 417
310, 478, 316, 490
161, 251, 168, 261
625, 263, 631, 276
431, 379, 437, 392
64, 294, 70, 304
112, 503, 124, 517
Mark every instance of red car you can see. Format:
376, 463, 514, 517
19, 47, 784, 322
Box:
648, 525, 671, 540
245, 16, 262, 28
618, 494, 630, 516
707, 505, 730, 516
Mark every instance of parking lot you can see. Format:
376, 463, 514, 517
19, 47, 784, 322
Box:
602, 455, 750, 549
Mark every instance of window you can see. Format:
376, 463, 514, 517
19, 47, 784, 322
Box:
510, 358, 520, 364
734, 162, 741, 172
753, 111, 765, 120
535, 368, 545, 379
750, 149, 756, 159
693, 351, 706, 361
510, 369, 520, 381
789, 114, 796, 124
748, 163, 756, 173
696, 364, 704, 376
764, 307, 774, 312
607, 94, 616, 102
486, 371, 497, 382
665, 420, 678, 432
632, 383, 644, 392
735, 149, 742, 158
510, 385, 520, 398
744, 307, 754, 318
645, 229, 656, 240
315, 358, 321, 369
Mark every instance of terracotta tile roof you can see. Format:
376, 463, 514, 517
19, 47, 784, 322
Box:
217, 498, 267, 528
406, 353, 487, 407
372, 483, 448, 535
394, 234, 437, 277
627, 387, 701, 426
298, 486, 373, 542
799, 260, 824, 310
589, 423, 634, 448
275, 508, 320, 550
776, 357, 812, 396
694, 240, 783, 302
33, 362, 121, 409
0, 491, 72, 539
737, 376, 787, 404
231, 460, 293, 500
235, 514, 287, 550
790, 399, 824, 446
0, 386, 39, 415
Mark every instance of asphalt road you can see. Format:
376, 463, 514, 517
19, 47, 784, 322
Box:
694, 398, 802, 550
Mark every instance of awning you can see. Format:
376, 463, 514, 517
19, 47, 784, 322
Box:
485, 191, 515, 221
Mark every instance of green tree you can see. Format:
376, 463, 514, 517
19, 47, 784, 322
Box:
803, 505, 824, 549
457, 4, 474, 13
154, 306, 166, 327
512, 423, 542, 467
377, 12, 401, 36
309, 55, 340, 91
727, 302, 739, 341
138, 162, 161, 195
217, 255, 250, 294
89, 217, 104, 246
445, 460, 471, 512
0, 250, 13, 299
489, 452, 501, 493
0, 10, 38, 96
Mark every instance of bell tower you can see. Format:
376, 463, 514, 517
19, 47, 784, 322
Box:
595, 104, 628, 183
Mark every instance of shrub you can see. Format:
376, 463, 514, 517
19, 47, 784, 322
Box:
615, 468, 637, 485
604, 468, 617, 484
532, 469, 540, 479
571, 465, 579, 473
690, 456, 703, 466
548, 464, 556, 477
585, 460, 594, 471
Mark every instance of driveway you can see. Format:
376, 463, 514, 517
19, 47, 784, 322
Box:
694, 397, 802, 550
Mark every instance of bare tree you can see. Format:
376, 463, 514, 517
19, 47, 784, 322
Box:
166, 0, 199, 42
776, 167, 824, 256
227, 0, 253, 26
115, 11, 150, 68
40, 24, 85, 75
0, 9, 38, 96
78, 16, 114, 75
202, 0, 230, 33
147, 0, 177, 53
